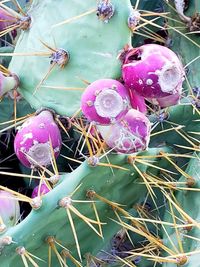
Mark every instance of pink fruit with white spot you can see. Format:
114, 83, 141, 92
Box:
0, 190, 20, 229
14, 110, 62, 168
97, 109, 151, 154
122, 44, 184, 107
81, 79, 130, 125
31, 183, 50, 199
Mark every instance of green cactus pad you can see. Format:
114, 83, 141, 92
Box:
0, 148, 169, 266
8, 0, 132, 116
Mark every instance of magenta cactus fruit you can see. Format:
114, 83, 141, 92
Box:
97, 109, 151, 154
0, 191, 20, 229
122, 44, 184, 107
81, 79, 130, 125
31, 183, 50, 199
14, 110, 62, 168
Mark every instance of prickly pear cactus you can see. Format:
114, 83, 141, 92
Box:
0, 0, 200, 266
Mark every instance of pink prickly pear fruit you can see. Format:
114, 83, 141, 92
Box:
81, 79, 130, 125
122, 44, 184, 106
14, 110, 62, 168
0, 72, 19, 97
97, 109, 151, 154
0, 190, 20, 228
31, 183, 50, 199
0, 7, 17, 31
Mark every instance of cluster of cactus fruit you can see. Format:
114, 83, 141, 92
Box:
0, 0, 200, 266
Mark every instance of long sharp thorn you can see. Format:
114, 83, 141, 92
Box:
66, 208, 82, 261
52, 8, 96, 28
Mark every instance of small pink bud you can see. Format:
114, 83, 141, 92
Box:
31, 183, 50, 199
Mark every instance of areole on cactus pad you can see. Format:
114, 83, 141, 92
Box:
0, 4, 31, 34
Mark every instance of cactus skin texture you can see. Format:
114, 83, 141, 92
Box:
0, 0, 200, 266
